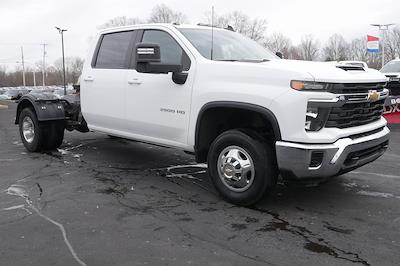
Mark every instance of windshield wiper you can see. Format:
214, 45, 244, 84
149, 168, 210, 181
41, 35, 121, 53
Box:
215, 59, 270, 62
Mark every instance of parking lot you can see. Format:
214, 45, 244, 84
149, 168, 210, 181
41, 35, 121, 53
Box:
1, 100, 400, 266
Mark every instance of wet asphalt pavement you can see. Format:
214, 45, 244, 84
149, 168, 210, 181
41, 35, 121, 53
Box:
1, 100, 400, 266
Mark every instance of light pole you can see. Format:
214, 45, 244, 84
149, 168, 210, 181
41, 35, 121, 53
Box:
19, 46, 26, 87
55, 27, 67, 95
370, 23, 395, 68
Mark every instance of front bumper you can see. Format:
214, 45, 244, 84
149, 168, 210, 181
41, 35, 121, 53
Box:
275, 126, 390, 180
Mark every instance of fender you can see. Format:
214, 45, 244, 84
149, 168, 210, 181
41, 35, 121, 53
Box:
195, 101, 282, 148
15, 93, 66, 124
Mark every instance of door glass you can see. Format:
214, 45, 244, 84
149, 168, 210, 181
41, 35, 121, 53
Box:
95, 31, 134, 69
142, 30, 190, 70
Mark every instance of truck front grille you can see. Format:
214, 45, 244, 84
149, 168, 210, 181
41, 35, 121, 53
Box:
387, 82, 400, 96
327, 82, 386, 94
325, 99, 385, 128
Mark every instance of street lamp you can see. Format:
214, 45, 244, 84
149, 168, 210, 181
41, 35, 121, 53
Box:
370, 23, 395, 68
55, 26, 67, 95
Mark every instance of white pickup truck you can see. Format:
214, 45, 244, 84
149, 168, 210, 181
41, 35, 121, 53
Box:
15, 24, 390, 205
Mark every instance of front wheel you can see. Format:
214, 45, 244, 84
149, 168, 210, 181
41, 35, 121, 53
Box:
207, 129, 278, 206
19, 108, 64, 152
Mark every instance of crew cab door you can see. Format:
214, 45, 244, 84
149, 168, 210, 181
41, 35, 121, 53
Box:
125, 29, 195, 148
81, 30, 137, 132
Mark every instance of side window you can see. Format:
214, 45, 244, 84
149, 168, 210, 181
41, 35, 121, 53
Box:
142, 30, 190, 71
95, 31, 134, 69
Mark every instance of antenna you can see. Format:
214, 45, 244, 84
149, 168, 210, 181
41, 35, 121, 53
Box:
211, 6, 214, 60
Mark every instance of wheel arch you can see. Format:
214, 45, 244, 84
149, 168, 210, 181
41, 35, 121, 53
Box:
194, 101, 281, 162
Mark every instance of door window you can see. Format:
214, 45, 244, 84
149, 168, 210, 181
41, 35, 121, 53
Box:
142, 30, 190, 71
95, 31, 134, 69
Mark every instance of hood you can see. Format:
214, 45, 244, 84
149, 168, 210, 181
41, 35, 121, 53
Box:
263, 59, 387, 83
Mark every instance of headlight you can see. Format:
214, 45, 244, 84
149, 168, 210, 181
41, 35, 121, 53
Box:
291, 80, 330, 91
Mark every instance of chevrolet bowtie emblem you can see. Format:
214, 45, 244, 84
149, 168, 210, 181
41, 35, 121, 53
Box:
367, 90, 380, 102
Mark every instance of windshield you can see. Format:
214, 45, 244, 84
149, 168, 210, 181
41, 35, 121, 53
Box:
178, 28, 278, 61
381, 61, 400, 73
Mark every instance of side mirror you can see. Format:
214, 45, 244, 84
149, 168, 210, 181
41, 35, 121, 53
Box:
136, 43, 161, 63
135, 43, 182, 74
275, 51, 283, 59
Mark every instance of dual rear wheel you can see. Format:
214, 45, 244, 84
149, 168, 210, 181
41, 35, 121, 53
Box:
19, 108, 64, 152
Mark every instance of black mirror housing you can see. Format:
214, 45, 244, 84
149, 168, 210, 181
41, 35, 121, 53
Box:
137, 63, 182, 74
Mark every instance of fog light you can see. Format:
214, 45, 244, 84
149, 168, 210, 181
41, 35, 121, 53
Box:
309, 151, 324, 168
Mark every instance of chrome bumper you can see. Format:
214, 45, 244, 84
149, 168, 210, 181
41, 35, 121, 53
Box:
275, 127, 390, 180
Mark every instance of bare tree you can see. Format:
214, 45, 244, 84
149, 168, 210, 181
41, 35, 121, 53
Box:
204, 10, 267, 42
349, 38, 368, 62
298, 35, 319, 61
204, 11, 230, 28
0, 66, 6, 87
323, 34, 349, 61
54, 57, 84, 84
246, 18, 268, 42
148, 4, 186, 23
385, 26, 400, 61
229, 11, 249, 34
98, 16, 142, 29
265, 32, 292, 57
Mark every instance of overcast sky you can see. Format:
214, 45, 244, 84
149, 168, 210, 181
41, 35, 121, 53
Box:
0, 0, 398, 70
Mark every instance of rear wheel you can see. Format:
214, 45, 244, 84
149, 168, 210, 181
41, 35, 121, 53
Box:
19, 108, 64, 152
207, 129, 278, 206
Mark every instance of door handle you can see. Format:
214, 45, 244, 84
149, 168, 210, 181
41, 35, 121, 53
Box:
84, 76, 94, 82
128, 78, 142, 85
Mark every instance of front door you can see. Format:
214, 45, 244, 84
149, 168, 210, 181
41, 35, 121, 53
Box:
125, 29, 195, 148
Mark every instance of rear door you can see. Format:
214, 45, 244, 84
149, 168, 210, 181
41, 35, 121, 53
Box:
81, 30, 137, 133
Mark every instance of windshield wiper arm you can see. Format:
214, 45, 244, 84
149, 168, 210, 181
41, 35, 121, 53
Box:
215, 59, 270, 62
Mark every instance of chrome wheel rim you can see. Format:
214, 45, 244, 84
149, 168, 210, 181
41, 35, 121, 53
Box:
22, 116, 35, 143
217, 145, 255, 192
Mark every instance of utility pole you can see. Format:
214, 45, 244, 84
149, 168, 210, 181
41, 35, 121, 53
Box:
20, 46, 26, 87
33, 69, 36, 87
55, 27, 67, 95
370, 23, 395, 68
41, 43, 48, 87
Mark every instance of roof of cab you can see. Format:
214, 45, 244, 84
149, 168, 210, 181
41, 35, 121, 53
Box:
98, 23, 228, 34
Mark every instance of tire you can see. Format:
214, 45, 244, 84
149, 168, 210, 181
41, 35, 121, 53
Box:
19, 108, 64, 152
207, 129, 278, 206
